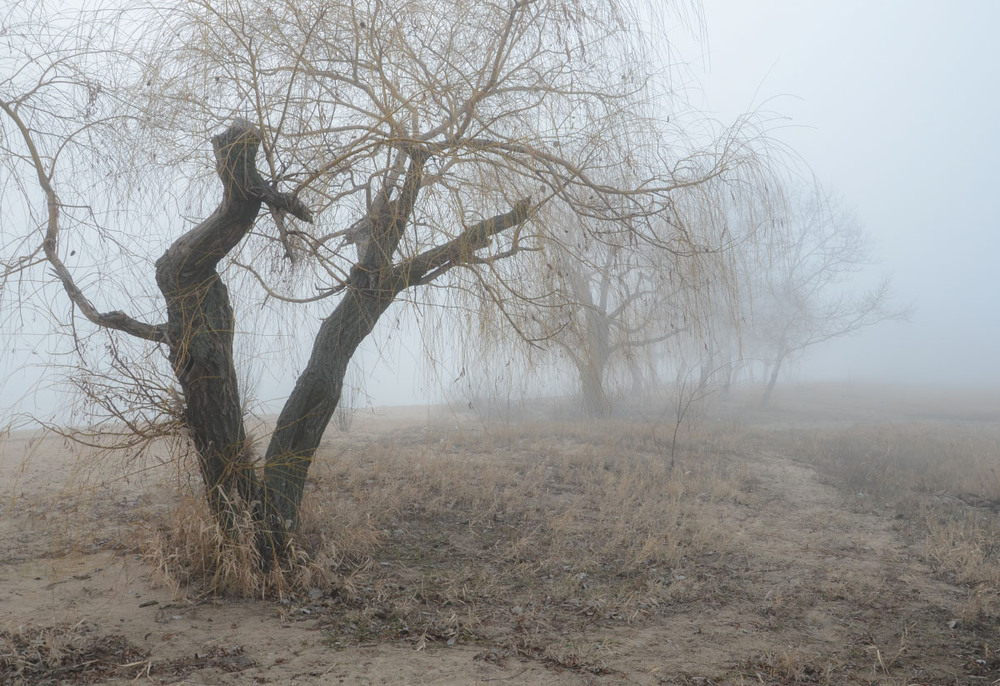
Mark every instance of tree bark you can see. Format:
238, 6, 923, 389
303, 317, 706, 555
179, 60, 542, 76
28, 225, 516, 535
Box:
260, 286, 395, 550
154, 122, 266, 526
154, 120, 311, 541
760, 351, 786, 407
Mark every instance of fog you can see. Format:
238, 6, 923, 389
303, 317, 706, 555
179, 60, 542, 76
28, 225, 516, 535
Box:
6, 7, 1000, 679
361, 0, 1000, 404
2, 0, 998, 426
689, 1, 1000, 387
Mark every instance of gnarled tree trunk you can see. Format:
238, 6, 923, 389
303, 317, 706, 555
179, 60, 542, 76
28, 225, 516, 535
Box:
259, 286, 397, 554
155, 121, 530, 564
154, 121, 311, 558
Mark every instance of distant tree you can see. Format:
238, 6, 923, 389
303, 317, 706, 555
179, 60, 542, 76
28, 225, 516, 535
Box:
750, 189, 907, 406
652, 180, 774, 396
542, 240, 687, 416
534, 168, 778, 415
0, 0, 770, 570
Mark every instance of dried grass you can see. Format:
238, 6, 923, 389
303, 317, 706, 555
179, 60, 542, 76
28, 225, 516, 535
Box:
0, 621, 255, 684
0, 621, 148, 685
144, 416, 752, 635
736, 648, 831, 683
782, 421, 1000, 625
143, 489, 378, 600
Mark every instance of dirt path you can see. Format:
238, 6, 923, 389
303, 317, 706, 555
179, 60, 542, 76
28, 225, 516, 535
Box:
2, 423, 996, 684
527, 446, 985, 684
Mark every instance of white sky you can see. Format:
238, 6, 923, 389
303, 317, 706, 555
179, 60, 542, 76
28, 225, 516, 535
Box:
685, 0, 1000, 387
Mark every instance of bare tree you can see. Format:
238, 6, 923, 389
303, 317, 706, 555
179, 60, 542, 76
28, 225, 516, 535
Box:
517, 163, 778, 416
541, 238, 688, 416
749, 188, 908, 406
1, 0, 769, 568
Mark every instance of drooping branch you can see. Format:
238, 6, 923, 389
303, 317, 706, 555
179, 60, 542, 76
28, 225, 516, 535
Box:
0, 97, 167, 343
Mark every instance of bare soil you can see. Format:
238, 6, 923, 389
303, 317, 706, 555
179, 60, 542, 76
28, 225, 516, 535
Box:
2, 387, 999, 685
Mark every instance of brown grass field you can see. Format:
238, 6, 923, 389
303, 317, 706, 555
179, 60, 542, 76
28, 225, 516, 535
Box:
2, 383, 999, 684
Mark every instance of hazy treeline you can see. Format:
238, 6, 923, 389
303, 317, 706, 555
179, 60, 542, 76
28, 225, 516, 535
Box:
448, 182, 903, 416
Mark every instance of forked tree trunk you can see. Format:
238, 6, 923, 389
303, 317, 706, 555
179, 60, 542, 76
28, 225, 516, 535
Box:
155, 121, 389, 560
156, 121, 530, 565
155, 121, 313, 559
154, 122, 454, 563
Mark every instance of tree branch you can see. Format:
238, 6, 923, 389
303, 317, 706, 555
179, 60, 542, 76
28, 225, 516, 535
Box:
389, 198, 533, 290
0, 97, 167, 343
156, 119, 313, 288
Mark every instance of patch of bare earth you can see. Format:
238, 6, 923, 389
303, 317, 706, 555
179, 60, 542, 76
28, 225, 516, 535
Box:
2, 392, 999, 684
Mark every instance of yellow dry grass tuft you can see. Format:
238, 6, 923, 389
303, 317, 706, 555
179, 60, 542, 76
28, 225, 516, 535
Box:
143, 488, 380, 600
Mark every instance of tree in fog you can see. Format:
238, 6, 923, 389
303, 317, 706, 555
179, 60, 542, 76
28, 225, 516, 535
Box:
542, 239, 688, 416
532, 169, 775, 416
750, 189, 906, 406
0, 0, 769, 568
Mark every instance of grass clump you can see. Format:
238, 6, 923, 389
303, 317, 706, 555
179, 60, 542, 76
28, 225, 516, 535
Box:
144, 488, 379, 600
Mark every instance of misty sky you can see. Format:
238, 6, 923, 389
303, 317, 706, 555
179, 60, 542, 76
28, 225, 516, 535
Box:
4, 1, 999, 422
357, 0, 1000, 402
689, 0, 1000, 386
378, 0, 1000, 402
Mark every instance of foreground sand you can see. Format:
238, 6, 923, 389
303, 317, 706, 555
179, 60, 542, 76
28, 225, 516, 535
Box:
2, 385, 999, 684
